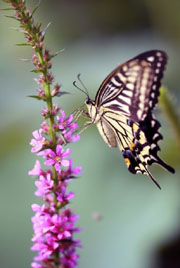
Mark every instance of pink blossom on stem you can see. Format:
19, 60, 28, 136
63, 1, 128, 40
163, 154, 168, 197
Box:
56, 185, 75, 203
28, 160, 44, 177
34, 172, 54, 197
43, 145, 71, 172
64, 130, 80, 143
30, 129, 45, 153
57, 110, 78, 131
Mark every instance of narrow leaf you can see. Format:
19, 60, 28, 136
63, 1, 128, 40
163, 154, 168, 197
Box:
30, 69, 42, 73
16, 43, 31, 46
9, 27, 25, 33
55, 91, 71, 97
52, 48, 65, 58
42, 22, 51, 37
31, 0, 41, 16
5, 15, 18, 20
28, 95, 45, 101
0, 8, 14, 11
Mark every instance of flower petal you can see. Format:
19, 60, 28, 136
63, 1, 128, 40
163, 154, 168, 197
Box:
62, 148, 71, 158
44, 159, 55, 166
61, 159, 70, 167
56, 144, 63, 155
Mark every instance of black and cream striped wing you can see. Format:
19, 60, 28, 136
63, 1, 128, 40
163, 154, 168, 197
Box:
95, 50, 167, 122
100, 109, 174, 189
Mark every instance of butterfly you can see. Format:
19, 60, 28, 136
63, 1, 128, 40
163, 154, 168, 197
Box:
75, 50, 175, 189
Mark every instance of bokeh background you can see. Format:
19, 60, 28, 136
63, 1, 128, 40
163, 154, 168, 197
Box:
0, 0, 180, 267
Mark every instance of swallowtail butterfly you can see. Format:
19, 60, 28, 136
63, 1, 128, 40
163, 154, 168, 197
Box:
76, 50, 175, 189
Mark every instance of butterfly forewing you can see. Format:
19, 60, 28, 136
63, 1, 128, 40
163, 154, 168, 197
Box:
95, 50, 167, 122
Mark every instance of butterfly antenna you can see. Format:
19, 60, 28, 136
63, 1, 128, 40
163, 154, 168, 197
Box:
73, 80, 88, 97
77, 73, 90, 97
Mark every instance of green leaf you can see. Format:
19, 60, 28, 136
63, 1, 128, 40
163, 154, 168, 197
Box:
30, 69, 42, 73
16, 43, 31, 46
31, 0, 41, 16
0, 8, 14, 11
28, 95, 45, 101
5, 15, 18, 20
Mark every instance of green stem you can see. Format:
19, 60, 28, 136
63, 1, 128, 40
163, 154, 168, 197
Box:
36, 51, 56, 145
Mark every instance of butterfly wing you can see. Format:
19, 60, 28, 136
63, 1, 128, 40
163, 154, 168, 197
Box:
101, 109, 172, 189
95, 50, 167, 122
96, 119, 117, 148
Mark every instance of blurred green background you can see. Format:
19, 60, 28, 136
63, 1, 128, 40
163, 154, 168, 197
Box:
0, 0, 180, 267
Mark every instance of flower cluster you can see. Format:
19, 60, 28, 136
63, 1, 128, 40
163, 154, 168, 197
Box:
29, 111, 82, 268
4, 1, 82, 267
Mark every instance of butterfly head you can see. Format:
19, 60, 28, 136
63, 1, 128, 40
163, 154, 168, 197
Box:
85, 97, 101, 123
85, 97, 94, 106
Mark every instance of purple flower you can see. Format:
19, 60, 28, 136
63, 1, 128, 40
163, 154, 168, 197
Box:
57, 110, 78, 131
40, 121, 49, 133
60, 159, 82, 180
68, 159, 82, 176
30, 129, 45, 153
61, 247, 80, 268
64, 129, 80, 143
31, 262, 44, 268
43, 145, 71, 172
56, 185, 75, 203
28, 160, 43, 177
31, 201, 81, 266
41, 107, 50, 117
34, 173, 54, 196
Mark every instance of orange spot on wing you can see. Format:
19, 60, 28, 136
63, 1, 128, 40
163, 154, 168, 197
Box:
125, 158, 130, 166
129, 142, 135, 151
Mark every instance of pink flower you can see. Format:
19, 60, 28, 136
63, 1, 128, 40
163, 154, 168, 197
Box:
31, 262, 44, 268
64, 130, 80, 143
30, 129, 45, 153
41, 107, 50, 117
34, 173, 54, 196
43, 145, 71, 172
68, 159, 82, 176
28, 160, 43, 177
61, 247, 80, 268
41, 121, 49, 133
60, 159, 82, 180
57, 110, 78, 131
56, 185, 75, 203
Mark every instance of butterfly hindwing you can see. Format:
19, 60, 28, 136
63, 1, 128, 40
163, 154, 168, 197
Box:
101, 110, 163, 188
96, 119, 117, 148
139, 112, 175, 173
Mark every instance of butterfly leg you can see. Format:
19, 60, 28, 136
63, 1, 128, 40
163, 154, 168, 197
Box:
75, 121, 93, 135
73, 108, 90, 122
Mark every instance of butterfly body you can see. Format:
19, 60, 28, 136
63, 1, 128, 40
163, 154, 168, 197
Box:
83, 50, 175, 188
